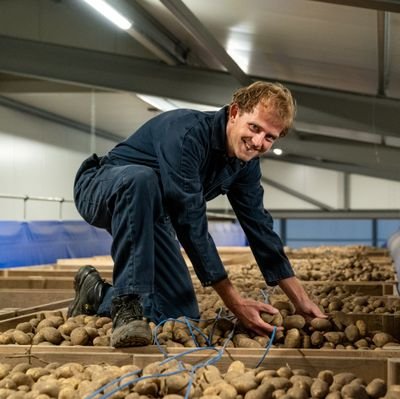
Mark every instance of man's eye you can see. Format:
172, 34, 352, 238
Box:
265, 135, 276, 142
250, 124, 259, 132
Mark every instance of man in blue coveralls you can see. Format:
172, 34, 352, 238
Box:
69, 81, 325, 347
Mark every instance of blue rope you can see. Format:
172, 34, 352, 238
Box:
255, 326, 277, 368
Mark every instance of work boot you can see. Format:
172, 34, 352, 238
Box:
110, 295, 152, 347
67, 265, 111, 317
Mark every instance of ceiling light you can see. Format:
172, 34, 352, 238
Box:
136, 94, 177, 112
136, 94, 221, 112
273, 148, 283, 156
82, 0, 132, 30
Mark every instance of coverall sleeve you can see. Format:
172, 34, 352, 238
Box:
227, 161, 295, 285
156, 124, 228, 287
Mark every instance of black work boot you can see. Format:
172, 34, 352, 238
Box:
110, 295, 152, 347
67, 265, 111, 317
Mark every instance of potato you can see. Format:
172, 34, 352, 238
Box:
0, 378, 17, 390
323, 332, 344, 345
203, 381, 237, 399
233, 334, 262, 348
230, 371, 258, 394
283, 315, 306, 330
373, 332, 394, 348
0, 363, 12, 379
10, 371, 33, 387
25, 367, 50, 382
276, 366, 293, 379
286, 386, 308, 399
58, 321, 79, 336
325, 392, 342, 399
93, 335, 110, 346
366, 378, 387, 398
58, 386, 79, 399
341, 382, 368, 399
354, 338, 369, 349
344, 324, 360, 343
310, 318, 332, 331
0, 332, 14, 345
15, 322, 33, 334
310, 331, 324, 347
266, 377, 291, 390
12, 330, 32, 345
40, 326, 63, 345
333, 372, 356, 386
133, 379, 159, 396
244, 382, 274, 399
5, 392, 26, 399
164, 373, 190, 394
70, 327, 90, 346
0, 388, 16, 399
261, 312, 284, 327
284, 328, 302, 348
55, 363, 84, 379
31, 380, 60, 398
317, 370, 334, 385
253, 336, 270, 347
310, 379, 329, 398
290, 375, 313, 390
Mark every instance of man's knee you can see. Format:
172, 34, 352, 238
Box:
123, 166, 159, 191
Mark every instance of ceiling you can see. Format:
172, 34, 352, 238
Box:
0, 0, 399, 181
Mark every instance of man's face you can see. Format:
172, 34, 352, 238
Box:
226, 102, 283, 162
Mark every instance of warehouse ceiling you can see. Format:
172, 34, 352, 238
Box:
0, 0, 399, 182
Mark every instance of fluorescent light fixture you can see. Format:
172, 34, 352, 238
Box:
136, 94, 177, 112
273, 148, 283, 156
82, 0, 132, 30
295, 121, 382, 145
136, 94, 221, 112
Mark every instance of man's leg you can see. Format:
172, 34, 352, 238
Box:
73, 162, 162, 346
142, 215, 200, 324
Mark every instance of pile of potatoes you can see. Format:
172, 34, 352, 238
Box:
292, 255, 395, 282
285, 245, 386, 259
0, 311, 113, 347
0, 359, 397, 399
154, 309, 399, 350
0, 305, 398, 350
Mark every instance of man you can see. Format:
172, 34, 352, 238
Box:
69, 81, 325, 348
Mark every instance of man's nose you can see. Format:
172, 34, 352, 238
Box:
251, 134, 264, 148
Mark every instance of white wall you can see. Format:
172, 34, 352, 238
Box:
0, 105, 116, 220
1, 104, 399, 221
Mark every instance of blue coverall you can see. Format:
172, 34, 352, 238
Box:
74, 106, 294, 323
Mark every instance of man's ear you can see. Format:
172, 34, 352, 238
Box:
230, 103, 239, 120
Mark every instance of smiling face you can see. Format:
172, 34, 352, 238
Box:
226, 102, 283, 162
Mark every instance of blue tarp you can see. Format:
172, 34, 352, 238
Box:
0, 220, 112, 268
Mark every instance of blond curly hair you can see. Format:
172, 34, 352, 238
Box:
230, 81, 296, 136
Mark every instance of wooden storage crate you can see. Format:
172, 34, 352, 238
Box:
0, 345, 398, 385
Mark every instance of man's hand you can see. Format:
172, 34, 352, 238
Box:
212, 278, 281, 336
293, 297, 326, 320
228, 297, 283, 336
278, 276, 327, 320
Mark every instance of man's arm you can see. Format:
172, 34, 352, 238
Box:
212, 277, 283, 336
278, 276, 326, 319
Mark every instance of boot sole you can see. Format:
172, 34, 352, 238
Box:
67, 266, 97, 318
111, 320, 152, 347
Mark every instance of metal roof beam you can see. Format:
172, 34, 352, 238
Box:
312, 0, 400, 12
1, 35, 400, 136
0, 95, 123, 143
261, 175, 335, 210
377, 11, 390, 96
159, 0, 252, 86
266, 153, 400, 182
